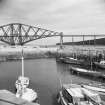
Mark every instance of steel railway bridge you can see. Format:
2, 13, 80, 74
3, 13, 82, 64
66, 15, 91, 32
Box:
0, 23, 105, 48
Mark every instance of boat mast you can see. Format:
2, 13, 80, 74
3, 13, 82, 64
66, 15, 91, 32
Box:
22, 48, 24, 77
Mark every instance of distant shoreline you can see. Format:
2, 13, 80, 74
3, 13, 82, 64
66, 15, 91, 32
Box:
0, 45, 105, 62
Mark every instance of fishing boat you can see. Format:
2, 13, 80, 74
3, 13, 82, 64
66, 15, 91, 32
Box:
70, 66, 105, 79
15, 48, 38, 102
57, 83, 102, 105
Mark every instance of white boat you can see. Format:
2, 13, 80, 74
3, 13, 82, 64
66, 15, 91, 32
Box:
57, 84, 102, 105
15, 48, 38, 102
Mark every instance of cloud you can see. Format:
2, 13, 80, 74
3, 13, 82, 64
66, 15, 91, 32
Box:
0, 0, 105, 44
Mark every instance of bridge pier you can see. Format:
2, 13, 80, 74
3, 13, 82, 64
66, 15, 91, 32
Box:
18, 24, 23, 45
10, 24, 15, 45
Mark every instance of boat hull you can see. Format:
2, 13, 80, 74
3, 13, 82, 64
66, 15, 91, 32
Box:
56, 57, 83, 65
70, 66, 105, 79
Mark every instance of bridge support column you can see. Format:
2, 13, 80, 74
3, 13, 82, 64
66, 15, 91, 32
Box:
60, 32, 63, 49
18, 24, 23, 45
10, 24, 15, 45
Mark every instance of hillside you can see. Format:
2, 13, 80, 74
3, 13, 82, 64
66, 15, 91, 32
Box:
57, 38, 105, 45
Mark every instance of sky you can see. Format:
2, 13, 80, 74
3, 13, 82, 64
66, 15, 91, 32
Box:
0, 0, 105, 45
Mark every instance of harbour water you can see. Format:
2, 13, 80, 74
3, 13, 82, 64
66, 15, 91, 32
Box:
0, 58, 104, 105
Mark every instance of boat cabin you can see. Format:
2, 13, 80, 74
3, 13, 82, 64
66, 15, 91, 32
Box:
58, 84, 102, 105
63, 84, 87, 104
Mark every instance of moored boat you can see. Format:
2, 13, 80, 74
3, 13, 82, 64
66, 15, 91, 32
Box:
56, 56, 83, 65
15, 76, 38, 102
63, 57, 83, 65
57, 83, 102, 105
70, 66, 105, 79
15, 48, 38, 103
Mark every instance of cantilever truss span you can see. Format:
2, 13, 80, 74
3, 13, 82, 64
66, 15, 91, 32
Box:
0, 23, 61, 45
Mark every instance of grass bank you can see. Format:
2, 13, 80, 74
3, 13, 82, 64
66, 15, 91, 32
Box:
0, 45, 105, 62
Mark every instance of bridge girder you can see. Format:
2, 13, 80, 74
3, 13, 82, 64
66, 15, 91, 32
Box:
0, 23, 61, 45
